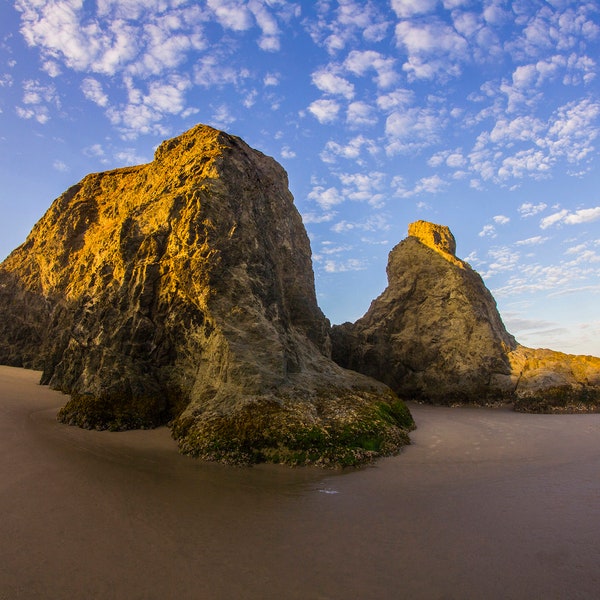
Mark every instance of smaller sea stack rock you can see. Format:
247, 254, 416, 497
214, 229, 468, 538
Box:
332, 221, 600, 411
332, 220, 517, 403
0, 124, 414, 466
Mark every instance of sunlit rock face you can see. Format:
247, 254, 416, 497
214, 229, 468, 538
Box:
0, 124, 414, 465
332, 221, 600, 411
509, 346, 600, 413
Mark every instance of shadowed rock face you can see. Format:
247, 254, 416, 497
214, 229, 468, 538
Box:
332, 220, 600, 411
0, 124, 414, 465
332, 221, 517, 403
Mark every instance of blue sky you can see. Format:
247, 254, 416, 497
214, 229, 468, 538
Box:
1, 0, 599, 356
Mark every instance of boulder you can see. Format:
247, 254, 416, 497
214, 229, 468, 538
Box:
0, 124, 414, 465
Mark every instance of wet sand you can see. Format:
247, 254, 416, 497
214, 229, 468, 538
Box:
1, 365, 599, 600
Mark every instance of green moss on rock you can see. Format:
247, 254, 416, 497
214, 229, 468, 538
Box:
171, 392, 415, 467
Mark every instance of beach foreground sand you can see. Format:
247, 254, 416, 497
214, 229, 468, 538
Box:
1, 365, 599, 599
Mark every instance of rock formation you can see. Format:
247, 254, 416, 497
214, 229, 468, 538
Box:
332, 221, 600, 411
0, 124, 414, 466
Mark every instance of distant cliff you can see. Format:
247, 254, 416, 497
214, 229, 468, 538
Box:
0, 124, 413, 466
332, 220, 600, 412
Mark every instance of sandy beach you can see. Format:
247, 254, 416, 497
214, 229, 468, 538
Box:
1, 364, 599, 599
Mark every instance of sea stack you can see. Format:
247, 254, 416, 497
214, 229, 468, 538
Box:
332, 220, 600, 411
0, 124, 413, 465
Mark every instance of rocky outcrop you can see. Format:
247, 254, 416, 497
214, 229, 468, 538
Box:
509, 347, 600, 412
332, 221, 600, 411
0, 124, 414, 466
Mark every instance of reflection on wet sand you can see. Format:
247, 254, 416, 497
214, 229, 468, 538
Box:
1, 365, 599, 599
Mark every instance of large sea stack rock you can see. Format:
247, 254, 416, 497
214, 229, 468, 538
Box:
0, 124, 413, 465
331, 220, 600, 410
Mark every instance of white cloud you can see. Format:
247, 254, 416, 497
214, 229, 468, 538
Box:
481, 246, 520, 278
391, 0, 437, 18
519, 202, 548, 217
497, 149, 552, 180
308, 186, 344, 210
540, 209, 570, 229
312, 68, 355, 99
489, 115, 544, 144
105, 75, 190, 138
114, 148, 147, 165
346, 101, 377, 127
280, 146, 295, 159
446, 152, 466, 168
84, 144, 106, 159
376, 88, 414, 111
53, 159, 69, 172
395, 19, 468, 80
211, 104, 236, 128
248, 0, 282, 51
307, 99, 340, 124
301, 211, 336, 224
344, 50, 398, 88
320, 135, 377, 163
194, 55, 250, 87
21, 79, 57, 106
307, 0, 389, 53
493, 215, 510, 225
468, 97, 600, 185
338, 171, 386, 206
385, 107, 443, 154
144, 76, 190, 114
515, 236, 549, 246
207, 0, 253, 31
540, 207, 600, 229
16, 79, 58, 124
323, 258, 367, 273
331, 214, 391, 234
479, 224, 496, 238
393, 174, 448, 198
563, 207, 600, 225
545, 98, 600, 163
428, 148, 466, 169
264, 73, 279, 86
81, 77, 108, 107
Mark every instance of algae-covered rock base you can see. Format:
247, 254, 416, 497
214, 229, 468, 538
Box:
0, 124, 413, 467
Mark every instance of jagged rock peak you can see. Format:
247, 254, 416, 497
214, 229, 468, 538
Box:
332, 222, 516, 404
408, 220, 456, 257
0, 123, 414, 466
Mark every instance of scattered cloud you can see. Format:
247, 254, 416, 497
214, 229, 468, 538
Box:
344, 50, 398, 88
395, 18, 468, 80
320, 135, 378, 163
346, 101, 378, 127
519, 202, 548, 217
540, 206, 600, 229
323, 258, 367, 273
479, 224, 496, 238
385, 107, 444, 154
308, 186, 344, 210
308, 99, 340, 123
52, 159, 68, 172
393, 174, 448, 197
515, 236, 549, 246
312, 68, 355, 99
81, 77, 108, 107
